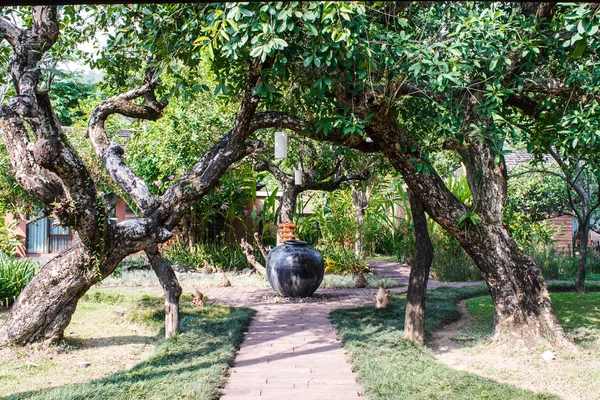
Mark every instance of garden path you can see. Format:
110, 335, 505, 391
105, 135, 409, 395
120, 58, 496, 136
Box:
368, 260, 484, 289
204, 287, 385, 399
201, 260, 481, 399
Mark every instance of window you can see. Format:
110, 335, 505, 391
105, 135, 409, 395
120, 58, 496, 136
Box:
26, 218, 72, 254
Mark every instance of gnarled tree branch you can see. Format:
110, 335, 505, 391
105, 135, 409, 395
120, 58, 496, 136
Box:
87, 77, 167, 212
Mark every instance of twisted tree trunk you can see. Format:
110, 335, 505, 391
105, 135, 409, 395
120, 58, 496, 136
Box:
0, 243, 98, 345
0, 6, 267, 346
368, 115, 565, 346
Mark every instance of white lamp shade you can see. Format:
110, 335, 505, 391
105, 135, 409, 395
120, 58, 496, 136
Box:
274, 131, 288, 159
294, 169, 303, 185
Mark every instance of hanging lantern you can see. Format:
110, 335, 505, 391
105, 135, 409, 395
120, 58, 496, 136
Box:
274, 131, 288, 159
294, 169, 303, 186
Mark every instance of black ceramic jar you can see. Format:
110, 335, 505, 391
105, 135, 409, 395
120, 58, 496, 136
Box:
266, 240, 325, 297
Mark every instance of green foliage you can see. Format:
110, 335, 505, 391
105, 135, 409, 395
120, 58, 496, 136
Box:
504, 210, 557, 251
330, 285, 555, 400
252, 187, 279, 246
430, 231, 482, 282
0, 141, 40, 218
524, 243, 600, 280
506, 166, 568, 223
162, 239, 251, 272
321, 245, 369, 275
0, 218, 21, 256
0, 253, 39, 301
49, 73, 99, 126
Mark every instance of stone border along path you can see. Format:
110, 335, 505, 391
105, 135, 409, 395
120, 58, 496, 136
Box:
200, 262, 481, 399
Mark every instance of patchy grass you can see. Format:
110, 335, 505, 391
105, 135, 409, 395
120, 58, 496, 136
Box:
465, 292, 600, 345
0, 289, 254, 400
452, 285, 600, 399
102, 269, 271, 288
330, 285, 556, 399
101, 269, 403, 289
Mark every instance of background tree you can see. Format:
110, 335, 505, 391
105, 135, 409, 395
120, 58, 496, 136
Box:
181, 1, 594, 345
252, 137, 370, 242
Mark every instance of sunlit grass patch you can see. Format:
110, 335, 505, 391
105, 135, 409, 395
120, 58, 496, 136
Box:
1, 289, 254, 400
330, 285, 557, 399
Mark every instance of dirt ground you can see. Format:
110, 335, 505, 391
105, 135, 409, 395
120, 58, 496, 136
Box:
428, 302, 600, 400
0, 301, 157, 397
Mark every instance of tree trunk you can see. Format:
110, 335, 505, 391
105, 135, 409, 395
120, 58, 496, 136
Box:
351, 186, 368, 259
278, 184, 299, 224
189, 208, 196, 250
182, 211, 191, 250
368, 115, 566, 346
0, 242, 107, 345
277, 184, 299, 243
575, 221, 589, 294
145, 244, 182, 338
404, 189, 434, 343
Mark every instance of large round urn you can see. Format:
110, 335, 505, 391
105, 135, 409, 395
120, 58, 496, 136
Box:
266, 240, 325, 297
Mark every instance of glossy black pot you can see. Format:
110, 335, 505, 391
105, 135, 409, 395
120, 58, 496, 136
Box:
266, 240, 325, 297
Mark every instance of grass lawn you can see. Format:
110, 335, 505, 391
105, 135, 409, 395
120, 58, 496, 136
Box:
0, 290, 253, 400
464, 291, 600, 344
101, 269, 401, 289
330, 285, 556, 399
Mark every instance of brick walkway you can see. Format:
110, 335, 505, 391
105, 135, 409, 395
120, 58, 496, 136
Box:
200, 287, 386, 399
196, 261, 484, 399
179, 261, 481, 399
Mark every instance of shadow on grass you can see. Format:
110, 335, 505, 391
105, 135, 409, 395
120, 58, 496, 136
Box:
330, 285, 557, 399
2, 300, 254, 400
62, 335, 156, 350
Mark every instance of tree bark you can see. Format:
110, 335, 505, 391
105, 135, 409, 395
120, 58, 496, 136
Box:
404, 189, 433, 344
239, 238, 267, 276
0, 7, 269, 346
351, 185, 368, 259
0, 242, 106, 345
145, 244, 182, 338
278, 184, 299, 224
575, 220, 589, 294
367, 115, 566, 346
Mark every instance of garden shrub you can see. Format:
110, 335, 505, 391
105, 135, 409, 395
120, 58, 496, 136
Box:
0, 218, 21, 256
429, 231, 482, 282
524, 242, 600, 280
320, 245, 370, 275
162, 239, 252, 271
0, 253, 39, 301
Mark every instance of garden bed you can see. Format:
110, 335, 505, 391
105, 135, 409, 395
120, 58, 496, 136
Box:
101, 269, 401, 289
0, 289, 253, 400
